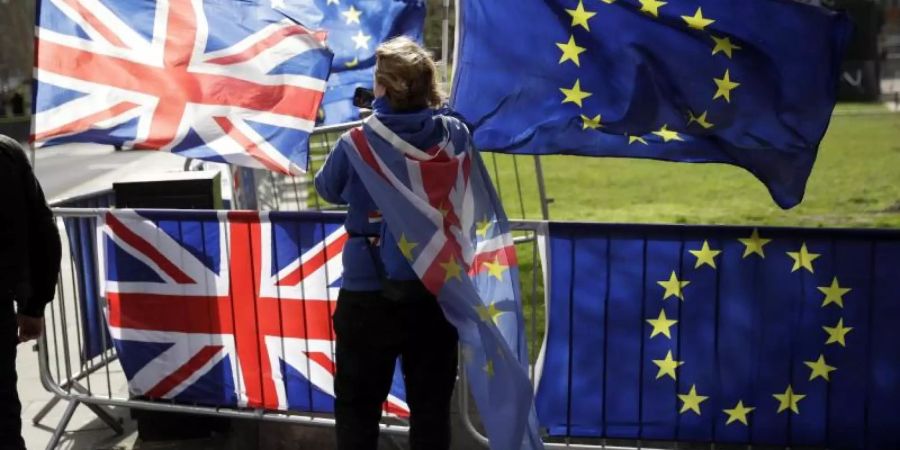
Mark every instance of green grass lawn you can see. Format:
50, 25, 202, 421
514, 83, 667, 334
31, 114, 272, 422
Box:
490, 108, 900, 228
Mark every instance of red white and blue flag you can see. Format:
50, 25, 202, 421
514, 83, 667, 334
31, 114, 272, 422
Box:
98, 209, 408, 415
33, 0, 334, 174
340, 114, 544, 449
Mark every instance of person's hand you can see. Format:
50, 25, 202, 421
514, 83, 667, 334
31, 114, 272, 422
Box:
17, 314, 44, 343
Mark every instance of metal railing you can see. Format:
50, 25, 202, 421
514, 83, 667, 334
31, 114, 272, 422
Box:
36, 208, 412, 450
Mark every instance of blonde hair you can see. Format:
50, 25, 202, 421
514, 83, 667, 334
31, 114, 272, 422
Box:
375, 36, 443, 111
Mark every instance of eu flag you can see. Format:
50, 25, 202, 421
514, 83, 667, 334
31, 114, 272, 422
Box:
450, 0, 851, 209
535, 222, 900, 449
276, 0, 426, 125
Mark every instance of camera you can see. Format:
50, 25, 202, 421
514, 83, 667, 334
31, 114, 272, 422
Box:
353, 87, 375, 109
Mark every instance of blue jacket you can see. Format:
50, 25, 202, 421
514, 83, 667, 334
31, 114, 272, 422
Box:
314, 98, 446, 291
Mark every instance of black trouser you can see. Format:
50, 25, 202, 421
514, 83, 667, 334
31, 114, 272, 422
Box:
333, 289, 459, 450
0, 298, 25, 450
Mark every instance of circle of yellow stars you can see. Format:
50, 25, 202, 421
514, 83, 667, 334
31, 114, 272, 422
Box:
646, 228, 854, 426
557, 1, 742, 144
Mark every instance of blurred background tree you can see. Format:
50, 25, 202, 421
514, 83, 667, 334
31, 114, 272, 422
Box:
0, 0, 36, 93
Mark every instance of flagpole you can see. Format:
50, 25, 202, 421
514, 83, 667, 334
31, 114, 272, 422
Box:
441, 0, 450, 84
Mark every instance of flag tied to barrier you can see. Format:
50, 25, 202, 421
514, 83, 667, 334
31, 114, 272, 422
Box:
274, 0, 427, 125
339, 115, 543, 449
451, 0, 851, 208
34, 0, 333, 173
98, 210, 409, 415
536, 223, 900, 449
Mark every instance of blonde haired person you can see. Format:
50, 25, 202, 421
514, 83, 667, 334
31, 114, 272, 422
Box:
315, 36, 462, 450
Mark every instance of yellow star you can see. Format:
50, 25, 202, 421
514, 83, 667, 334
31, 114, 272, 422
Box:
397, 233, 417, 261
805, 354, 837, 382
687, 110, 714, 129
437, 202, 450, 218
440, 257, 462, 282
738, 229, 771, 258
482, 257, 509, 281
823, 318, 853, 347
484, 359, 495, 377
713, 69, 741, 103
658, 271, 690, 301
476, 303, 504, 325
351, 30, 371, 50
476, 217, 492, 238
344, 57, 359, 68
557, 35, 587, 66
773, 385, 805, 414
723, 401, 755, 426
560, 79, 592, 107
341, 5, 362, 25
628, 135, 648, 145
681, 7, 715, 30
639, 0, 667, 18
646, 309, 678, 339
581, 114, 603, 130
565, 0, 597, 31
818, 277, 851, 308
653, 350, 684, 380
689, 240, 721, 269
652, 124, 683, 143
678, 385, 709, 415
787, 243, 820, 273
711, 35, 742, 59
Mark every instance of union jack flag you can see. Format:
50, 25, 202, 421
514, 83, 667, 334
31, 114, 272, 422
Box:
33, 0, 334, 173
98, 210, 408, 414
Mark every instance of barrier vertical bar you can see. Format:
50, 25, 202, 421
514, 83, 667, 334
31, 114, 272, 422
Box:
512, 156, 527, 219
441, 0, 451, 84
533, 156, 550, 221
56, 270, 74, 389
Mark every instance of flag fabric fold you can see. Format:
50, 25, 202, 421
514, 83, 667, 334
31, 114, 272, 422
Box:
451, 0, 851, 208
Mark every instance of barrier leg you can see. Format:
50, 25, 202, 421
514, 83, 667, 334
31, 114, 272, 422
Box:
32, 381, 123, 435
31, 394, 63, 425
45, 399, 79, 450
70, 382, 124, 434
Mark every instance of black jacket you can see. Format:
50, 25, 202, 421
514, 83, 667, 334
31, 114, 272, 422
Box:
0, 134, 61, 317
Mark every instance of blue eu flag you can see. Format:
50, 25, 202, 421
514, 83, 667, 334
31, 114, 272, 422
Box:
276, 0, 426, 125
536, 222, 900, 449
450, 0, 851, 209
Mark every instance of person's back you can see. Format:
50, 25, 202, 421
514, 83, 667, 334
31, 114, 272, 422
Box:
0, 135, 61, 449
315, 37, 462, 450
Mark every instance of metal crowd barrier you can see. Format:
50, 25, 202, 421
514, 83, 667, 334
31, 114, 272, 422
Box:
37, 216, 660, 450
36, 208, 413, 450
